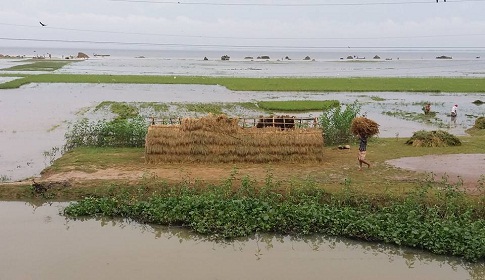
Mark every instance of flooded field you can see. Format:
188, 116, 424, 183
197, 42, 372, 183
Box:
0, 83, 483, 182
1, 55, 484, 278
54, 56, 485, 77
0, 201, 482, 280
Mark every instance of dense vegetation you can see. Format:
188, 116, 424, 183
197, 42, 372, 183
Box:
64, 176, 485, 262
319, 101, 362, 145
64, 117, 148, 150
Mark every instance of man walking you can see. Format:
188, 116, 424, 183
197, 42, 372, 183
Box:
358, 133, 371, 170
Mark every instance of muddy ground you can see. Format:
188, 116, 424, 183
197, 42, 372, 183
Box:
33, 153, 484, 194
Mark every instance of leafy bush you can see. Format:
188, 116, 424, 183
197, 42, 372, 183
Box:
405, 130, 461, 147
64, 177, 485, 262
64, 117, 148, 150
319, 101, 361, 145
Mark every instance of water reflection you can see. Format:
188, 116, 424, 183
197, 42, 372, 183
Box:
66, 205, 484, 279
1, 201, 483, 280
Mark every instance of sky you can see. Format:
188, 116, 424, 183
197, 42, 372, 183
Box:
1, 0, 485, 52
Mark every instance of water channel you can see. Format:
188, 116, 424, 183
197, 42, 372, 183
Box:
1, 201, 483, 280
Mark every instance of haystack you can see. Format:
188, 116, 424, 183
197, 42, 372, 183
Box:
474, 117, 485, 129
405, 130, 461, 147
351, 117, 380, 137
145, 114, 324, 163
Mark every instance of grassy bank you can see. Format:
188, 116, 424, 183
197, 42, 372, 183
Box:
1, 74, 485, 92
63, 178, 485, 262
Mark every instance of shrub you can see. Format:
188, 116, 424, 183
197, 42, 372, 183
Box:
64, 117, 148, 150
319, 101, 361, 145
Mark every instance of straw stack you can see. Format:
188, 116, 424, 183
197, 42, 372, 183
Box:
350, 117, 380, 137
145, 115, 325, 163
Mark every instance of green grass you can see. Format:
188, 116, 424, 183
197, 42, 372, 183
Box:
1, 74, 485, 92
44, 147, 144, 173
139, 102, 170, 113
257, 100, 339, 112
95, 102, 139, 119
0, 60, 74, 72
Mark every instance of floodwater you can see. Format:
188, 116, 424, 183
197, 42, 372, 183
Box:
0, 83, 484, 182
56, 56, 485, 78
0, 201, 483, 280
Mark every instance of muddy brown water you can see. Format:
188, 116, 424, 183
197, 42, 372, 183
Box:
0, 202, 483, 280
386, 154, 485, 188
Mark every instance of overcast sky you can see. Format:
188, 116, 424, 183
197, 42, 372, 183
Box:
1, 0, 485, 51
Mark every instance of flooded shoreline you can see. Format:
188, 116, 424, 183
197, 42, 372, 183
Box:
0, 201, 482, 280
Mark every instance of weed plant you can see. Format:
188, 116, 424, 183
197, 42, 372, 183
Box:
64, 117, 148, 150
64, 175, 485, 262
319, 101, 362, 145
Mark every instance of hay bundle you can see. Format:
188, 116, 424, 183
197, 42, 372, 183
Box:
145, 123, 325, 163
181, 114, 239, 133
351, 117, 380, 137
405, 130, 461, 147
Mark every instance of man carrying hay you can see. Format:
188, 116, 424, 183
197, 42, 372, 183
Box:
351, 117, 379, 170
357, 133, 371, 170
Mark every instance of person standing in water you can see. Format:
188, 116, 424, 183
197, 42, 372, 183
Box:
450, 104, 458, 127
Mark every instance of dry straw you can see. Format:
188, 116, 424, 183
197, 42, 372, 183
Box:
145, 114, 324, 163
350, 117, 380, 137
